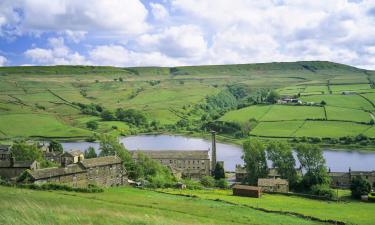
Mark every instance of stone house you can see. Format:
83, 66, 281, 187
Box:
0, 157, 38, 179
43, 151, 63, 164
232, 184, 261, 198
258, 178, 289, 193
61, 150, 84, 165
0, 145, 11, 161
329, 170, 375, 189
21, 155, 125, 187
131, 150, 210, 179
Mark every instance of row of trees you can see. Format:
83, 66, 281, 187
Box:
242, 139, 331, 195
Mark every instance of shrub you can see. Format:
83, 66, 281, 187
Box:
351, 177, 371, 199
86, 120, 99, 130
200, 176, 215, 187
183, 179, 203, 190
368, 192, 375, 202
310, 184, 334, 199
215, 178, 228, 189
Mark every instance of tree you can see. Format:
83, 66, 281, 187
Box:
350, 177, 371, 199
84, 147, 97, 159
48, 140, 63, 153
296, 143, 330, 188
242, 139, 268, 185
265, 90, 280, 104
266, 142, 297, 187
213, 162, 225, 180
320, 100, 326, 106
11, 141, 42, 161
101, 110, 115, 121
86, 120, 98, 130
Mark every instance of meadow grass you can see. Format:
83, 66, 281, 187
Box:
219, 105, 272, 123
325, 106, 372, 123
330, 84, 372, 93
160, 188, 375, 225
300, 94, 374, 110
260, 105, 325, 121
250, 121, 304, 137
294, 121, 370, 138
0, 186, 322, 225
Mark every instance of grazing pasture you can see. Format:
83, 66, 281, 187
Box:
0, 186, 321, 225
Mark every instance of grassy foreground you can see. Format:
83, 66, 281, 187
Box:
160, 189, 375, 225
0, 186, 324, 225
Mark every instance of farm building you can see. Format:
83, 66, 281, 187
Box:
235, 165, 282, 182
258, 178, 289, 193
232, 184, 261, 198
61, 150, 84, 165
20, 155, 126, 187
329, 169, 375, 189
131, 150, 210, 179
0, 145, 11, 161
0, 157, 39, 179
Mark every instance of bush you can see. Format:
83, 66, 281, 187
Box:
368, 192, 375, 202
310, 184, 334, 199
200, 176, 215, 187
183, 179, 203, 190
215, 178, 228, 189
351, 177, 371, 199
86, 120, 99, 130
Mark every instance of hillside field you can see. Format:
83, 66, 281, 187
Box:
1, 61, 375, 149
0, 186, 322, 225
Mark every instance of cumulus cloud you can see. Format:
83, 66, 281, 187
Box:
150, 2, 169, 20
89, 44, 182, 67
0, 0, 149, 37
0, 55, 7, 66
2, 0, 375, 68
24, 37, 88, 65
138, 25, 207, 58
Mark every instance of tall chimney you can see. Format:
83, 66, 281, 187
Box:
211, 130, 217, 174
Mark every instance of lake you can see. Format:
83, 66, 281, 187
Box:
61, 134, 375, 172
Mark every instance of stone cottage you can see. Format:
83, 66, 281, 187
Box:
21, 155, 125, 187
258, 178, 289, 193
0, 157, 38, 179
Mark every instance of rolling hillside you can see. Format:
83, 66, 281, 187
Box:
0, 61, 374, 144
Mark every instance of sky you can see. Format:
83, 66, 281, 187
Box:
0, 0, 375, 69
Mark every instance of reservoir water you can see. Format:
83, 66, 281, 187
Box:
61, 134, 375, 172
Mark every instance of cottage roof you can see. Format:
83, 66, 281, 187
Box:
63, 150, 83, 157
0, 160, 36, 168
328, 172, 349, 177
80, 156, 121, 168
258, 178, 288, 187
130, 150, 209, 160
0, 144, 11, 153
232, 184, 260, 191
27, 163, 85, 180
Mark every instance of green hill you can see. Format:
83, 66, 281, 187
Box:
0, 61, 374, 147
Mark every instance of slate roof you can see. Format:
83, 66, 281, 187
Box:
0, 145, 11, 153
258, 178, 288, 187
0, 160, 36, 168
232, 184, 260, 191
27, 163, 85, 180
63, 150, 83, 157
130, 150, 209, 160
80, 156, 122, 168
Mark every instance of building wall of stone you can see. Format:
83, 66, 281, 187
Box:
86, 163, 124, 187
156, 159, 210, 178
259, 185, 288, 193
34, 172, 88, 187
0, 168, 27, 179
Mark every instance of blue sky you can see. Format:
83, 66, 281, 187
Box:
0, 0, 375, 69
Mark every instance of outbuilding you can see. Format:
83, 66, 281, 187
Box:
232, 184, 261, 198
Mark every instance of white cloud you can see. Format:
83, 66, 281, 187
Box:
24, 37, 88, 65
0, 55, 7, 66
138, 25, 207, 58
150, 3, 169, 20
88, 44, 182, 67
1, 0, 149, 36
